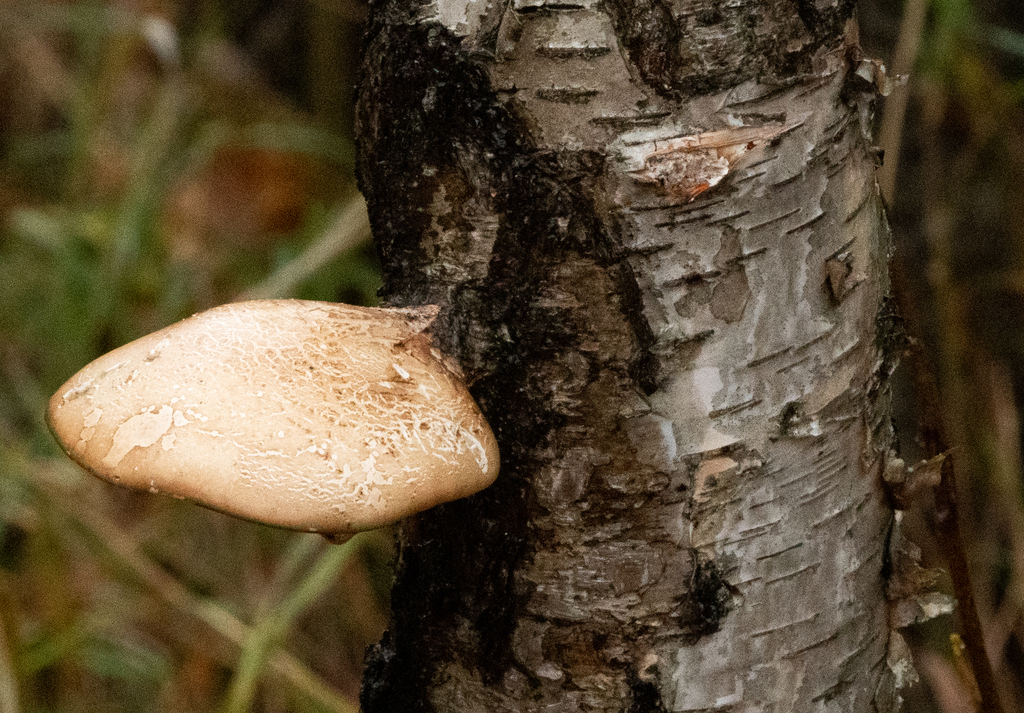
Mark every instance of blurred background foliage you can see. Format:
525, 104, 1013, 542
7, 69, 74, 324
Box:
862, 0, 1024, 710
0, 0, 384, 710
0, 0, 1022, 711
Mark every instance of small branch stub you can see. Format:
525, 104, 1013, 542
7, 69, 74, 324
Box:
621, 115, 809, 201
47, 300, 500, 539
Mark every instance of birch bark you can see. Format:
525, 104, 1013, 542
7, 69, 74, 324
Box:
355, 1, 898, 711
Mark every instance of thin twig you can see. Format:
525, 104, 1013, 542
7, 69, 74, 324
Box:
877, 0, 928, 204
889, 259, 1007, 713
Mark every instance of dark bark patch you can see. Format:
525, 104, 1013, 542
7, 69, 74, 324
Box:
604, 0, 684, 99
355, 19, 528, 311
605, 0, 857, 98
374, 471, 530, 697
874, 293, 908, 381
606, 263, 661, 394
778, 400, 804, 436
677, 552, 733, 641
361, 630, 430, 713
792, 0, 858, 38
627, 667, 669, 713
542, 626, 609, 673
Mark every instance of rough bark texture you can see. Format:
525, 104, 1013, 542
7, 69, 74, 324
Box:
355, 1, 897, 711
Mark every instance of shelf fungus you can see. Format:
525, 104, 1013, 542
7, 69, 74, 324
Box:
47, 300, 500, 542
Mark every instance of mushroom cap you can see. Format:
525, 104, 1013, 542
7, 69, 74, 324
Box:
47, 300, 499, 536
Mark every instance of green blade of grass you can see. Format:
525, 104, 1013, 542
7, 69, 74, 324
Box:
222, 539, 358, 713
31, 470, 359, 713
239, 192, 371, 300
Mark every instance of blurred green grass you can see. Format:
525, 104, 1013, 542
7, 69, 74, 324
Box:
0, 2, 386, 711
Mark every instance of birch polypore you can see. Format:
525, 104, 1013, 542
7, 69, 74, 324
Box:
47, 300, 499, 538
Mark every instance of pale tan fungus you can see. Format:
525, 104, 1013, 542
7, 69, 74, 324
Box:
47, 300, 500, 539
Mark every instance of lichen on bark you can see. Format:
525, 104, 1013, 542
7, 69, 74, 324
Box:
356, 0, 896, 710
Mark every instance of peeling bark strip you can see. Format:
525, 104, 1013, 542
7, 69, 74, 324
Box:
356, 0, 894, 711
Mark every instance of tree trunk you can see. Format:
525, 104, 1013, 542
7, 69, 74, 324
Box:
355, 1, 898, 711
